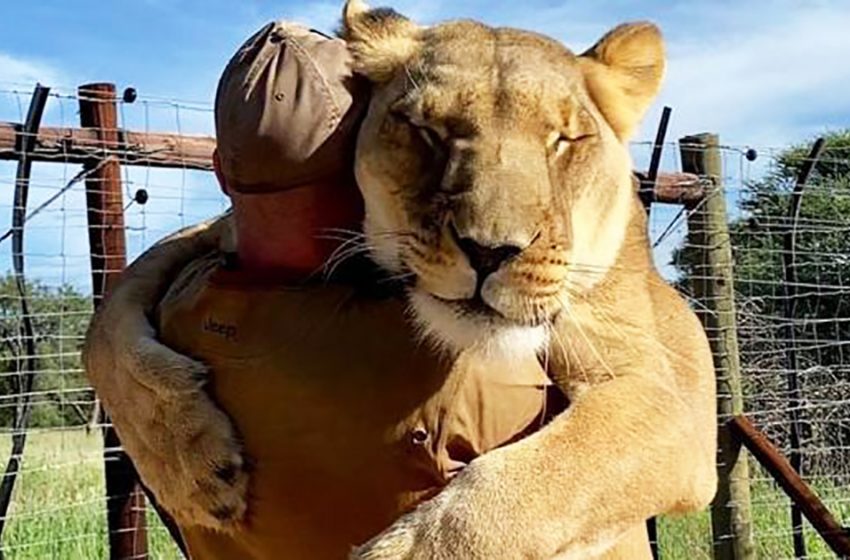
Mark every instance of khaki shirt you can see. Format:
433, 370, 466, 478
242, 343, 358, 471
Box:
156, 254, 563, 559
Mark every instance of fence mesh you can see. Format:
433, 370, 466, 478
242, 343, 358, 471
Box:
0, 84, 225, 559
646, 140, 850, 559
0, 83, 848, 559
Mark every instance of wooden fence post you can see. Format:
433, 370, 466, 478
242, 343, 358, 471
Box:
79, 82, 148, 560
680, 133, 755, 560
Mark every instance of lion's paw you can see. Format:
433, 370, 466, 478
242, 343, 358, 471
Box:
350, 454, 531, 560
350, 486, 464, 560
109, 378, 250, 532
166, 393, 249, 530
351, 517, 419, 559
136, 389, 249, 532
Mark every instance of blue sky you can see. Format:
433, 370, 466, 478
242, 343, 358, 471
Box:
1, 0, 850, 288
3, 0, 849, 143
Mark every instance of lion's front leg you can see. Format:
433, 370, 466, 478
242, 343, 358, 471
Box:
592, 523, 652, 560
352, 375, 716, 560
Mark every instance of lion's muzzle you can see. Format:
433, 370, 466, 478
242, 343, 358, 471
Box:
449, 222, 525, 296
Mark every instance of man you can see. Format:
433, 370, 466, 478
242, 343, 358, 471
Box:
84, 21, 559, 559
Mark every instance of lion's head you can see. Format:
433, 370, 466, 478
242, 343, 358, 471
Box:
341, 0, 665, 354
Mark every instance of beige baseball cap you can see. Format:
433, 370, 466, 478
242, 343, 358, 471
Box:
214, 21, 367, 193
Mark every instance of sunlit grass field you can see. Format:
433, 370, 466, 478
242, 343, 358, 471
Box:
658, 479, 850, 560
2, 430, 848, 559
1, 430, 179, 559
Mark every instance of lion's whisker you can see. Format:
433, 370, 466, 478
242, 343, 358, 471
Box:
378, 268, 416, 283
318, 227, 415, 240
321, 242, 376, 281
549, 316, 586, 387
323, 244, 371, 270
321, 235, 372, 272
556, 294, 616, 384
318, 227, 366, 237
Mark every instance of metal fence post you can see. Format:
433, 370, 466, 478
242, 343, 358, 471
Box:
680, 133, 755, 560
79, 82, 148, 560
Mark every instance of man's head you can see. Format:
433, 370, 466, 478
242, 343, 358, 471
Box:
214, 21, 367, 194
213, 21, 368, 272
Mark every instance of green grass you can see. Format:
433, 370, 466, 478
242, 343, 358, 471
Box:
2, 430, 848, 558
1, 429, 179, 559
658, 470, 850, 560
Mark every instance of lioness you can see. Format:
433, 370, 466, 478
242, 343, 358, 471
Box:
341, 1, 716, 556
85, 2, 716, 558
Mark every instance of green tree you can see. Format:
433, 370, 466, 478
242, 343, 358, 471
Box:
0, 274, 93, 428
674, 129, 850, 474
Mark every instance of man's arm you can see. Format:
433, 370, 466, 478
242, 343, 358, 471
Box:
83, 213, 249, 531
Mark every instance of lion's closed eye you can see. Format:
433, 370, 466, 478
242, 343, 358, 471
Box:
552, 106, 599, 152
389, 108, 446, 149
416, 125, 443, 150
547, 132, 584, 158
559, 132, 595, 144
548, 128, 597, 158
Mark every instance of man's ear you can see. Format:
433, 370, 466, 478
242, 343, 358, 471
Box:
578, 22, 665, 141
212, 149, 231, 197
339, 0, 421, 83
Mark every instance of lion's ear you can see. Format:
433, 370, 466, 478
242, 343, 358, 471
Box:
578, 22, 665, 140
339, 0, 421, 83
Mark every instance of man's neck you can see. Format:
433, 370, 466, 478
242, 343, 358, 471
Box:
229, 180, 364, 281
234, 224, 329, 278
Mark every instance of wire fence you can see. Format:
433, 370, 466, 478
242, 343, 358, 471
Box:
0, 84, 225, 559
728, 140, 850, 559
0, 82, 848, 559
644, 138, 850, 559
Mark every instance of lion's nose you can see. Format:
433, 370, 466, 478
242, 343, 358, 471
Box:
455, 236, 523, 279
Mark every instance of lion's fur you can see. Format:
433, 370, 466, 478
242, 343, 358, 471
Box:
343, 5, 664, 357
343, 2, 717, 558
82, 215, 250, 531
83, 3, 716, 558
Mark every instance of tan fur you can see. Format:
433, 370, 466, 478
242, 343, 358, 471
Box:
579, 23, 666, 140
82, 2, 716, 554
343, 2, 717, 558
82, 214, 249, 531
341, 0, 422, 82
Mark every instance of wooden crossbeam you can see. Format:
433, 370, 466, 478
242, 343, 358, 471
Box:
0, 120, 704, 205
0, 121, 214, 170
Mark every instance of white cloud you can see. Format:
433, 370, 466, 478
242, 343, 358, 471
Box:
0, 52, 63, 90
277, 1, 342, 33
0, 161, 229, 290
282, 0, 447, 33
0, 52, 72, 126
323, 0, 849, 149
647, 1, 850, 149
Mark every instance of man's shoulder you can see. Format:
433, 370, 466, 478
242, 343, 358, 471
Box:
155, 251, 228, 354
155, 253, 413, 360
159, 251, 224, 312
